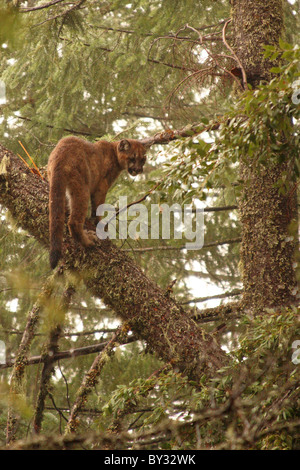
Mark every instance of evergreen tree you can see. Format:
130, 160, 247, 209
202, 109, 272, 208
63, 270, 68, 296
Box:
0, 0, 299, 450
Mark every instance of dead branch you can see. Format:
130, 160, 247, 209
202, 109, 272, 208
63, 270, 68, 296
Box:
181, 288, 242, 305
33, 285, 75, 434
65, 324, 130, 434
0, 334, 137, 371
6, 277, 56, 444
222, 19, 248, 90
121, 237, 241, 253
20, 0, 68, 12
140, 120, 221, 147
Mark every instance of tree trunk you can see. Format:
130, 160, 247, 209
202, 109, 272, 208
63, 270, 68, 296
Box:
0, 144, 227, 384
231, 0, 298, 310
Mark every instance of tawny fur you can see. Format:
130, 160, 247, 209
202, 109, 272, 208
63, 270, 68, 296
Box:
47, 136, 146, 269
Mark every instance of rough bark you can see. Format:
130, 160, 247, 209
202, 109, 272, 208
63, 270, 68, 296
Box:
231, 0, 284, 88
231, 0, 298, 310
0, 143, 228, 384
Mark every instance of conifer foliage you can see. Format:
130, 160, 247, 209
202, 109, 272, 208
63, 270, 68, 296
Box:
0, 0, 299, 450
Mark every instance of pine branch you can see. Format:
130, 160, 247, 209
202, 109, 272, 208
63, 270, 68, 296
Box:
32, 0, 86, 27
204, 205, 238, 212
15, 114, 226, 145
106, 365, 169, 440
20, 0, 68, 12
0, 334, 137, 371
140, 120, 222, 147
1, 326, 118, 337
14, 115, 97, 137
121, 237, 241, 253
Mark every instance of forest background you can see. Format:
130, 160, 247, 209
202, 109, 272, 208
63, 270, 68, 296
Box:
0, 0, 299, 450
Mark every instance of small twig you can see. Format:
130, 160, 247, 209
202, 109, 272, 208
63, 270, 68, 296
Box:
181, 289, 242, 305
16, 153, 34, 173
222, 19, 248, 90
20, 0, 67, 12
14, 115, 96, 137
104, 169, 173, 228
185, 23, 244, 91
0, 335, 137, 371
18, 141, 44, 180
33, 0, 86, 27
121, 237, 241, 253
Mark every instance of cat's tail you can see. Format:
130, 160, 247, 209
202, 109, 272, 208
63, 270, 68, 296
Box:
49, 169, 66, 269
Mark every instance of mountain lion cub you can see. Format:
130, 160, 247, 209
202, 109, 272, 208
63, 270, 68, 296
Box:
48, 136, 147, 269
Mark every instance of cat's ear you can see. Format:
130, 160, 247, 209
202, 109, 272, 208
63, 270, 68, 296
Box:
118, 139, 131, 152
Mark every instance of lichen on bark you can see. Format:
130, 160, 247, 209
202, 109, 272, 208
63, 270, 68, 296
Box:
232, 0, 284, 87
231, 0, 298, 310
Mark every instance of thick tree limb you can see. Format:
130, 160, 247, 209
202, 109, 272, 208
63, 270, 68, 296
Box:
11, 115, 222, 144
140, 121, 221, 147
0, 143, 228, 383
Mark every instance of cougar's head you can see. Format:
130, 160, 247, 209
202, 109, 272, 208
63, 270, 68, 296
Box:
117, 139, 147, 176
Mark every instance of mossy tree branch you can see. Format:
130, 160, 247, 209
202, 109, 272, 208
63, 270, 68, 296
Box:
0, 143, 228, 385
